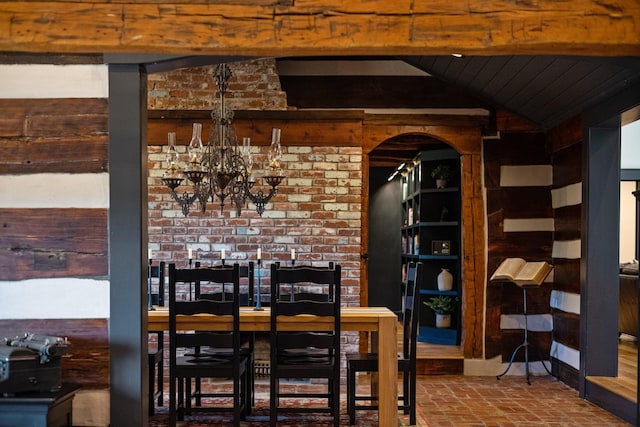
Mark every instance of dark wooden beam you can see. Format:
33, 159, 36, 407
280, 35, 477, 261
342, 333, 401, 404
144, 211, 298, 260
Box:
280, 76, 489, 109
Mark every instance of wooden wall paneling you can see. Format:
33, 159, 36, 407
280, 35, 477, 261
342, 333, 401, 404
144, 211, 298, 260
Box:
0, 98, 108, 174
1, 137, 108, 174
500, 284, 552, 315
487, 231, 553, 277
484, 284, 503, 359
552, 310, 581, 350
552, 142, 583, 187
0, 318, 109, 388
2, 1, 638, 55
501, 330, 552, 362
552, 259, 581, 295
554, 205, 582, 241
547, 115, 583, 153
552, 358, 580, 390
484, 133, 550, 165
0, 208, 108, 280
486, 187, 553, 219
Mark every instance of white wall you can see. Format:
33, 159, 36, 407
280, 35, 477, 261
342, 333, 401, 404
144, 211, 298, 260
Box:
620, 120, 639, 262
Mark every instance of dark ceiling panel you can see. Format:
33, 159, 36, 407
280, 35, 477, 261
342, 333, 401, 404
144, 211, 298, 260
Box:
403, 55, 640, 130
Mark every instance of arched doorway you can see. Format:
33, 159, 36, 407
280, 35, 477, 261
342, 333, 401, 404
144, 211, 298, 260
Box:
361, 126, 485, 359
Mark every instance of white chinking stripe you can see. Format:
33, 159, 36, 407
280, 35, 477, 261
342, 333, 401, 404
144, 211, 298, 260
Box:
552, 239, 581, 259
503, 218, 554, 232
550, 340, 580, 370
550, 290, 580, 314
551, 182, 582, 209
500, 314, 553, 331
500, 165, 552, 187
0, 173, 109, 208
0, 278, 109, 319
0, 64, 108, 99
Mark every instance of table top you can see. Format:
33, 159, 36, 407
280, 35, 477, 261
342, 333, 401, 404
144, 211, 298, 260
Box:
147, 306, 396, 332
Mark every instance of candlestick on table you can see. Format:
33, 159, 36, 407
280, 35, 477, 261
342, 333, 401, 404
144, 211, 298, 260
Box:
147, 257, 154, 311
254, 259, 264, 311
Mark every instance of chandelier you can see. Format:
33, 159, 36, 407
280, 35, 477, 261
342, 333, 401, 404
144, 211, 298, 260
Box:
161, 63, 285, 216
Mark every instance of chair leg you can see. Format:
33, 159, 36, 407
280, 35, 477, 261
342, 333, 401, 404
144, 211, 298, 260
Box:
156, 354, 163, 408
347, 366, 356, 425
270, 375, 277, 427
147, 355, 155, 416
333, 373, 340, 427
409, 371, 416, 426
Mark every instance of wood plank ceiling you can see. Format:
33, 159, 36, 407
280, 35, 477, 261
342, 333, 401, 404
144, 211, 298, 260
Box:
276, 56, 640, 167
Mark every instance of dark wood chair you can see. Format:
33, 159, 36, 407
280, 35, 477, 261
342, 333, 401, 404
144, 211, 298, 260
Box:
269, 264, 342, 427
346, 261, 423, 425
193, 262, 256, 411
168, 263, 250, 426
148, 261, 165, 416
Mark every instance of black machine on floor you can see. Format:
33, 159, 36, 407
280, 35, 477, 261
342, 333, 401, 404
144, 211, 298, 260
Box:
0, 333, 70, 395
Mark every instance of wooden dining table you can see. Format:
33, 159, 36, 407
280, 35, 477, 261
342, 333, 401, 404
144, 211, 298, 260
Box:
148, 306, 399, 425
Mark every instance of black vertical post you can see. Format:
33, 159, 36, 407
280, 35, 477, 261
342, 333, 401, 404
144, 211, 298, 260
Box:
634, 189, 640, 427
108, 63, 149, 426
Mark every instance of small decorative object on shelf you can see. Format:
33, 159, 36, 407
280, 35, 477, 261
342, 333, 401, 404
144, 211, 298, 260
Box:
432, 240, 451, 255
437, 268, 453, 291
424, 296, 456, 328
431, 164, 452, 189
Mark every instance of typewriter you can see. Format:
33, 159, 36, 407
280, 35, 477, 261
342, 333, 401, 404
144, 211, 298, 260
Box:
0, 333, 70, 395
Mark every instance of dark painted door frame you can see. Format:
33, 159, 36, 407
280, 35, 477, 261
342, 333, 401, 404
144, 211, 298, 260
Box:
580, 81, 640, 423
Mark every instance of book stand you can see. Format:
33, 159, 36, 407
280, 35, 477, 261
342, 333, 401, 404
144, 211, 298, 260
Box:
496, 284, 554, 384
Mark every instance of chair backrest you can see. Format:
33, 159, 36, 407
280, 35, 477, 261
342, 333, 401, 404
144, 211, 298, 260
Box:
150, 261, 166, 306
168, 263, 242, 361
194, 262, 255, 306
402, 262, 423, 362
269, 264, 342, 358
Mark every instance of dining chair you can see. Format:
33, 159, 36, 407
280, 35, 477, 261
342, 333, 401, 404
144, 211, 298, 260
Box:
269, 263, 342, 427
168, 263, 251, 426
148, 261, 165, 416
192, 262, 256, 411
346, 261, 423, 425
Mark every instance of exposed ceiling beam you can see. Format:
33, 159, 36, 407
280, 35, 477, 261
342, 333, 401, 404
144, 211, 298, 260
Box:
1, 1, 638, 56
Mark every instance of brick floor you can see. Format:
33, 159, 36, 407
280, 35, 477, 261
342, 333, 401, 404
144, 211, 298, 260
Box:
152, 374, 630, 425
414, 375, 630, 426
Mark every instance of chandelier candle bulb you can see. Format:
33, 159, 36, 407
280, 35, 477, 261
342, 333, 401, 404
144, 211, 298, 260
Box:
257, 248, 261, 260
291, 249, 295, 260
188, 248, 192, 260
148, 249, 152, 260
221, 249, 225, 260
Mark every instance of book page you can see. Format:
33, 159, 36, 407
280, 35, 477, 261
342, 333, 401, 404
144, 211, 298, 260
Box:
515, 261, 551, 285
490, 258, 526, 281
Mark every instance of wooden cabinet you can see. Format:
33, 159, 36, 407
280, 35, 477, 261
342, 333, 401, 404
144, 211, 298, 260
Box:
401, 148, 461, 345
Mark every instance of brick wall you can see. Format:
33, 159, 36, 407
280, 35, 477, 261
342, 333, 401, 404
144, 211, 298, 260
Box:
147, 58, 363, 354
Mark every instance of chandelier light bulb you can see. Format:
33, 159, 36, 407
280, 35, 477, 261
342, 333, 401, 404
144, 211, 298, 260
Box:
268, 128, 283, 173
164, 132, 181, 178
187, 122, 204, 170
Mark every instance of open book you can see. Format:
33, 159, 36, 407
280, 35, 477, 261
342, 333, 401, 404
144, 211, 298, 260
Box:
490, 257, 552, 287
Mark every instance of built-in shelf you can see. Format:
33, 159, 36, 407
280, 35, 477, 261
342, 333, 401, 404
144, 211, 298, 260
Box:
401, 148, 461, 346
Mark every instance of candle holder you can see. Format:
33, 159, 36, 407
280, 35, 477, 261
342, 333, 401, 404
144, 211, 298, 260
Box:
188, 257, 193, 301
291, 259, 296, 267
254, 259, 264, 311
147, 258, 155, 311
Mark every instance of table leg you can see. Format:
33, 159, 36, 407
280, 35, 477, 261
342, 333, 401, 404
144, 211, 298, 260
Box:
377, 314, 398, 426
